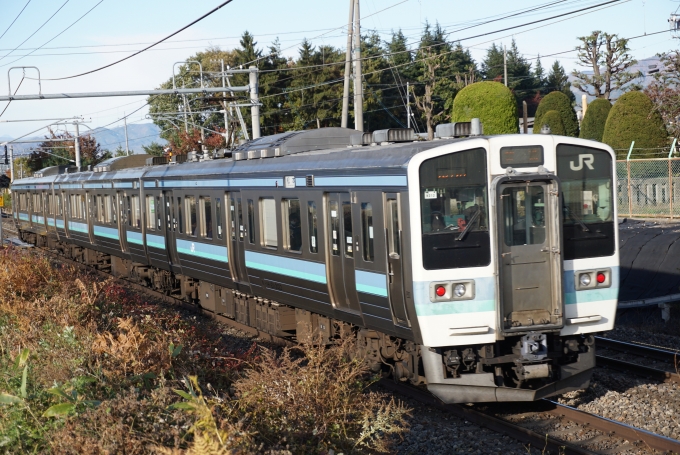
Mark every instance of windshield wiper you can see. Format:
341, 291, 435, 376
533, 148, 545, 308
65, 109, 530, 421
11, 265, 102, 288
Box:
565, 206, 589, 232
456, 208, 481, 241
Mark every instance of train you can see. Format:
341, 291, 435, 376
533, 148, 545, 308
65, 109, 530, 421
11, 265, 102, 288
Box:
10, 122, 619, 403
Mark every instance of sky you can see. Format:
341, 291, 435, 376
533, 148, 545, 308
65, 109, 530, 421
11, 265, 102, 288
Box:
0, 0, 677, 141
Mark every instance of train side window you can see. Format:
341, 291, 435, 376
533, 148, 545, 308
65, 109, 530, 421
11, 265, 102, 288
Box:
80, 195, 86, 220
93, 195, 99, 221
248, 199, 256, 244
215, 198, 223, 239
387, 199, 400, 256
57, 194, 62, 216
308, 201, 318, 254
177, 197, 183, 234
185, 196, 197, 236
146, 195, 155, 230
104, 195, 112, 223
237, 199, 244, 242
361, 202, 374, 261
284, 199, 301, 252
229, 197, 237, 240
156, 196, 162, 229
329, 200, 339, 256
200, 197, 212, 239
343, 201, 353, 258
260, 198, 277, 248
130, 195, 141, 228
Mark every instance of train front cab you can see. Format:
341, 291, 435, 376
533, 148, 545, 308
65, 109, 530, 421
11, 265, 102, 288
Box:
408, 135, 618, 403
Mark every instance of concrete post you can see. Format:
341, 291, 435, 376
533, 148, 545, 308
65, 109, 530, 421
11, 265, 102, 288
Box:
74, 122, 81, 169
582, 94, 588, 117
249, 66, 260, 139
341, 0, 354, 129
352, 0, 363, 131
124, 114, 130, 156
9, 145, 13, 183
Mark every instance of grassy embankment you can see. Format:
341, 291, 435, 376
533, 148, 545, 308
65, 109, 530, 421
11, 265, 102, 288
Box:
0, 248, 409, 454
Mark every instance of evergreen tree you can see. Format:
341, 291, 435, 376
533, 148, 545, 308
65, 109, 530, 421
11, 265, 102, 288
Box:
546, 60, 575, 103
534, 55, 546, 90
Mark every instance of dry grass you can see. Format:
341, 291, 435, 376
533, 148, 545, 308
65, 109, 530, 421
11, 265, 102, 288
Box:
0, 247, 410, 454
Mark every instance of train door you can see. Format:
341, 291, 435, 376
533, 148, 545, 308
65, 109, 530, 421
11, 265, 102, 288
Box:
116, 191, 128, 252
326, 192, 361, 313
497, 179, 563, 333
163, 190, 181, 273
228, 192, 248, 284
384, 194, 409, 326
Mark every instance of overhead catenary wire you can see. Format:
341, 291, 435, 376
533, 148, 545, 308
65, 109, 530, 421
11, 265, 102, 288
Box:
0, 0, 32, 43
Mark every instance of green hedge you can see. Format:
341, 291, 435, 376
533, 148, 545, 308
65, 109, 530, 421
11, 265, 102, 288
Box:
451, 81, 518, 135
536, 110, 565, 135
534, 91, 579, 137
602, 91, 667, 155
579, 98, 611, 142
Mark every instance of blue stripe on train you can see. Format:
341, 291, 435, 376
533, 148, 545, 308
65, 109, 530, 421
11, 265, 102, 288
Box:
245, 250, 326, 284
176, 239, 228, 262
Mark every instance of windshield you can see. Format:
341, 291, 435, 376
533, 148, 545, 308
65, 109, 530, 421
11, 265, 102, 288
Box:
556, 144, 615, 259
419, 147, 490, 270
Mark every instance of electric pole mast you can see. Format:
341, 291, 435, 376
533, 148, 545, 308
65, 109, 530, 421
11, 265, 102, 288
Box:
504, 45, 508, 87
124, 113, 130, 156
74, 122, 81, 169
406, 82, 411, 129
353, 0, 363, 131
341, 0, 354, 129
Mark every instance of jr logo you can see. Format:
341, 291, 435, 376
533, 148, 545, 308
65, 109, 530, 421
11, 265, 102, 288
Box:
569, 154, 595, 171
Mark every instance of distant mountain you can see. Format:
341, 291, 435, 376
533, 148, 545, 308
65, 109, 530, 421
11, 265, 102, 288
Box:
1, 123, 166, 156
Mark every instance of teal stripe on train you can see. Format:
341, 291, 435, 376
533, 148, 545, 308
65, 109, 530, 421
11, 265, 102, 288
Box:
32, 215, 44, 224
414, 276, 496, 316
126, 230, 143, 245
176, 239, 228, 262
19, 213, 28, 221
56, 219, 64, 229
68, 221, 88, 234
355, 270, 388, 297
245, 251, 326, 284
47, 217, 55, 227
94, 225, 119, 240
146, 233, 165, 250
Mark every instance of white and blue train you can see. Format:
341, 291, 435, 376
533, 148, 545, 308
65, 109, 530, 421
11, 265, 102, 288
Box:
12, 123, 618, 402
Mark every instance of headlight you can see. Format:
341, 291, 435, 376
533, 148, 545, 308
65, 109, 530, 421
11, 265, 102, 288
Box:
454, 284, 466, 297
579, 273, 591, 287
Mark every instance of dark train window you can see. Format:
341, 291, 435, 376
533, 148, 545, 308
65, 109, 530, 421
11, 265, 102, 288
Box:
177, 197, 183, 234
200, 197, 212, 239
419, 147, 490, 270
216, 198, 223, 239
57, 194, 63, 216
308, 201, 318, 254
248, 199, 256, 244
329, 200, 339, 256
229, 197, 237, 241
93, 195, 98, 221
146, 196, 155, 230
284, 199, 301, 252
131, 195, 141, 228
343, 201, 353, 258
156, 196, 162, 229
361, 203, 374, 261
186, 196, 197, 236
387, 199, 400, 256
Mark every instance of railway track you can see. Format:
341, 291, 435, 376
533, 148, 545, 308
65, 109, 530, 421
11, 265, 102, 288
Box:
595, 336, 680, 384
5, 230, 680, 454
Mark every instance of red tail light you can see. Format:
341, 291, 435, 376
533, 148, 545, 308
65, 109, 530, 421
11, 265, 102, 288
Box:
435, 285, 446, 297
596, 272, 606, 284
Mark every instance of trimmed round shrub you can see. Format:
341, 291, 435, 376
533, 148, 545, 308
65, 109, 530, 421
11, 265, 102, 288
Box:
451, 81, 518, 135
579, 98, 611, 142
534, 91, 579, 137
602, 91, 668, 155
536, 110, 565, 135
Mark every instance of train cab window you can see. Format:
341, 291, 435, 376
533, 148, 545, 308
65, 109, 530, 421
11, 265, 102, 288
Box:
185, 196, 197, 236
248, 199, 256, 244
260, 198, 276, 248
419, 147, 490, 270
130, 195, 141, 228
343, 202, 353, 258
177, 197, 184, 234
200, 197, 212, 239
284, 199, 301, 252
361, 203, 374, 261
156, 197, 162, 229
387, 199, 401, 256
215, 198, 223, 239
146, 196, 155, 230
308, 201, 318, 254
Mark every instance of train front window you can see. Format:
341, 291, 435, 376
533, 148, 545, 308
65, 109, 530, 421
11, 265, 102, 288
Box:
419, 147, 490, 270
556, 144, 614, 260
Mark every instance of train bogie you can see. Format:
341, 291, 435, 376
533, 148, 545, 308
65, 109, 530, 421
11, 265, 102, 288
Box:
12, 125, 619, 403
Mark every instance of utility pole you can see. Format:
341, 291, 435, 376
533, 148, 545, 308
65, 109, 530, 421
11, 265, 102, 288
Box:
341, 0, 354, 129
522, 101, 528, 134
503, 45, 508, 87
74, 122, 81, 169
9, 145, 13, 183
352, 0, 364, 131
221, 60, 230, 146
249, 66, 261, 139
124, 113, 130, 156
406, 82, 411, 129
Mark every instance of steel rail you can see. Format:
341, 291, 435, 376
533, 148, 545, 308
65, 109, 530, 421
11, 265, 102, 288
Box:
596, 355, 680, 384
595, 336, 680, 363
542, 400, 680, 453
379, 380, 598, 455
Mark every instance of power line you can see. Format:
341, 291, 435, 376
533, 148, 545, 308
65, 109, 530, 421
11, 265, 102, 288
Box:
0, 0, 70, 64
0, 0, 32, 43
43, 0, 237, 81
0, 0, 105, 68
